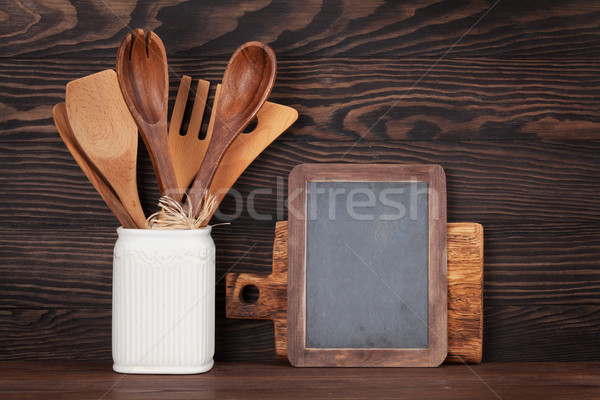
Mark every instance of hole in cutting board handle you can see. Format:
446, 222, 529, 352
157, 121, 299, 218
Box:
240, 284, 260, 304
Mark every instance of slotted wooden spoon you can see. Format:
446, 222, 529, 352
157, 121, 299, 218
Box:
53, 103, 139, 229
65, 69, 146, 228
116, 29, 180, 200
186, 41, 277, 220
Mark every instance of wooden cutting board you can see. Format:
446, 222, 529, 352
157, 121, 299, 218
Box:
226, 221, 483, 364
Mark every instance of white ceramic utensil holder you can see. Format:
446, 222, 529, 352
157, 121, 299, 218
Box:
112, 227, 215, 374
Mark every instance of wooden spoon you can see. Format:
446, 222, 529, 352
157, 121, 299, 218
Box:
65, 69, 146, 228
187, 41, 277, 219
116, 29, 180, 200
53, 103, 139, 229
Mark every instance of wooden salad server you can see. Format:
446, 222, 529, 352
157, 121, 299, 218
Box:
116, 29, 180, 201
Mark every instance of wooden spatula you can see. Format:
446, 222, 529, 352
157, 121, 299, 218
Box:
209, 101, 298, 208
65, 69, 146, 228
53, 103, 139, 229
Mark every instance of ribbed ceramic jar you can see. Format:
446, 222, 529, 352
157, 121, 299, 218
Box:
112, 227, 215, 374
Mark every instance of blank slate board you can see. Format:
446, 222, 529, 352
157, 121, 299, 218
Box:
287, 164, 447, 367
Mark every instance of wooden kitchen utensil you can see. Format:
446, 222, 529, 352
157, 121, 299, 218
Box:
116, 29, 180, 200
209, 100, 298, 208
168, 77, 298, 208
53, 103, 138, 229
168, 76, 211, 189
65, 69, 146, 228
226, 221, 484, 364
187, 41, 277, 221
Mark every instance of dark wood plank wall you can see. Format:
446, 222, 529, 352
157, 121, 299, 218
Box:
0, 0, 599, 362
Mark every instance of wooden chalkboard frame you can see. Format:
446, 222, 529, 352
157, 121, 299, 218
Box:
287, 164, 447, 367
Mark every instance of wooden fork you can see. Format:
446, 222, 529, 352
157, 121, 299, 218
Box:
168, 76, 213, 191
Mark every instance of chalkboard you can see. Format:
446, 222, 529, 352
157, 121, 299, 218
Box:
287, 164, 447, 367
306, 181, 430, 349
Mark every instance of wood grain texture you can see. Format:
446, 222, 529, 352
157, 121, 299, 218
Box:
1, 0, 599, 363
2, 222, 596, 309
2, 306, 598, 362
446, 222, 484, 363
64, 69, 146, 228
0, 224, 276, 309
483, 222, 600, 306
116, 29, 180, 199
2, 221, 595, 361
0, 140, 598, 228
227, 221, 289, 362
0, 309, 111, 360
0, 309, 275, 362
209, 100, 298, 208
227, 221, 483, 364
1, 0, 599, 58
52, 103, 138, 228
0, 361, 598, 399
168, 77, 211, 189
212, 140, 600, 225
2, 57, 600, 142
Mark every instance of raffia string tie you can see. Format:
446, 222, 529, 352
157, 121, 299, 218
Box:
145, 193, 218, 230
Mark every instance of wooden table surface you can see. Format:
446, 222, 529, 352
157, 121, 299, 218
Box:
0, 361, 598, 399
